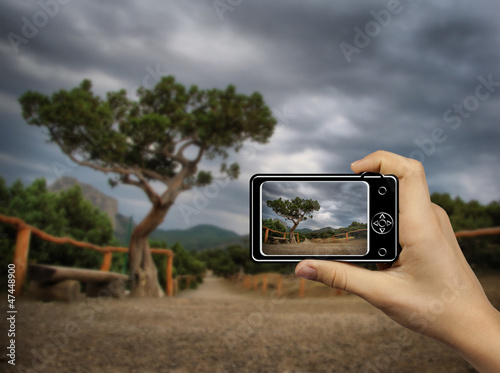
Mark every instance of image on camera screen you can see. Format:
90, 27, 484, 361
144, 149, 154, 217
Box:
261, 181, 369, 256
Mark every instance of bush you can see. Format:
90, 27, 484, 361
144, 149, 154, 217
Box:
0, 177, 115, 292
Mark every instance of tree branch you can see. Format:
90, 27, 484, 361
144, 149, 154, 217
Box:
160, 149, 189, 167
139, 167, 169, 182
48, 128, 163, 205
122, 174, 161, 206
177, 140, 195, 158
192, 144, 206, 165
48, 127, 135, 176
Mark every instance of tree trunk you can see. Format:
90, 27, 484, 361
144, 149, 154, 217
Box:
128, 203, 172, 297
289, 222, 300, 244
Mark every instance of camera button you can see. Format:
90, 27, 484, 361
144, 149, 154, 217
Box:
371, 212, 394, 234
378, 186, 387, 195
378, 248, 387, 256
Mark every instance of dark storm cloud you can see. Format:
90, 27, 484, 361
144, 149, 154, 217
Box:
0, 1, 499, 234
262, 181, 367, 230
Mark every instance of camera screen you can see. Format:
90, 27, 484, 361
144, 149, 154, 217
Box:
261, 181, 369, 256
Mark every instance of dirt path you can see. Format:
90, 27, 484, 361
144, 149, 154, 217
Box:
178, 271, 249, 300
4, 274, 498, 372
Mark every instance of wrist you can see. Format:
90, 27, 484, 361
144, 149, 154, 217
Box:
439, 301, 500, 372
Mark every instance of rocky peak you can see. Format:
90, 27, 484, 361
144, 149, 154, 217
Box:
48, 177, 118, 228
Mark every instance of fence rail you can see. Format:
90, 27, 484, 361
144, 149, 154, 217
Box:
0, 214, 174, 296
262, 226, 300, 243
240, 226, 500, 297
455, 226, 500, 237
310, 228, 367, 243
228, 272, 345, 297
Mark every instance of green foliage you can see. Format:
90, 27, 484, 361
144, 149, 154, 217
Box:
0, 177, 115, 291
266, 197, 320, 224
197, 247, 239, 278
431, 193, 500, 270
262, 218, 287, 237
19, 76, 277, 187
197, 244, 295, 278
150, 224, 244, 252
149, 239, 205, 291
303, 221, 367, 240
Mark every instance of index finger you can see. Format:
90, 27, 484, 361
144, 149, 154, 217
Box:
351, 150, 434, 244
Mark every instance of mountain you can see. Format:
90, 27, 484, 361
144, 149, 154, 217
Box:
151, 224, 248, 251
295, 228, 313, 233
314, 227, 336, 233
48, 177, 248, 251
48, 177, 118, 228
273, 218, 288, 230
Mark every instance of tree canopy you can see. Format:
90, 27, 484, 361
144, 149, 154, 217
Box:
266, 197, 320, 225
19, 76, 277, 201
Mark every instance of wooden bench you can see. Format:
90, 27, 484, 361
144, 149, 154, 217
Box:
270, 237, 289, 244
28, 264, 128, 302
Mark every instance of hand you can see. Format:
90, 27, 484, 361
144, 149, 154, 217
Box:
295, 150, 500, 372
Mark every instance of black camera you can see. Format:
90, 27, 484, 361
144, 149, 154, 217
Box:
250, 172, 399, 262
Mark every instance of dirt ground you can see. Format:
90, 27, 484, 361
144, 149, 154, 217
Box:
1, 272, 499, 373
263, 238, 367, 256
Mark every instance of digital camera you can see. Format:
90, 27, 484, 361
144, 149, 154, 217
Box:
250, 172, 399, 262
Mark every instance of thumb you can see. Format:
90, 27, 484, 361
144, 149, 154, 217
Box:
295, 260, 387, 299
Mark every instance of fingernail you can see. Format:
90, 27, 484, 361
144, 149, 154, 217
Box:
351, 159, 362, 167
296, 265, 317, 280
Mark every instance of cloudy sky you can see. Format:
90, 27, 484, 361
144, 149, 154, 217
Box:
262, 181, 367, 230
1, 1, 499, 235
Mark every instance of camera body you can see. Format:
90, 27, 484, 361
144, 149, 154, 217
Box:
250, 172, 399, 262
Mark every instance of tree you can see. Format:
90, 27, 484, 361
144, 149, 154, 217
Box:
19, 76, 277, 297
266, 197, 320, 243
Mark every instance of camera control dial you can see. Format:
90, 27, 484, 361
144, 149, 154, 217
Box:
371, 212, 394, 234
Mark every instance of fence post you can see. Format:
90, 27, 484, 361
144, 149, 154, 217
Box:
264, 228, 269, 243
166, 254, 173, 296
299, 277, 305, 297
100, 251, 112, 272
332, 235, 335, 243
253, 276, 258, 290
345, 233, 348, 243
262, 274, 268, 293
13, 226, 31, 296
277, 275, 283, 295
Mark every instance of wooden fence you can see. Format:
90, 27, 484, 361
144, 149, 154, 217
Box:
174, 275, 197, 295
0, 214, 174, 296
455, 227, 500, 237
263, 226, 299, 243
235, 226, 500, 297
228, 272, 344, 297
311, 228, 367, 244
